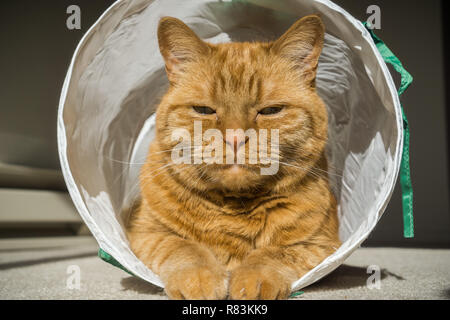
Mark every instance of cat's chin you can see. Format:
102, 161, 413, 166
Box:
226, 164, 246, 175
213, 164, 264, 190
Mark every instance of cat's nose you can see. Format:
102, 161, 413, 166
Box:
224, 134, 249, 154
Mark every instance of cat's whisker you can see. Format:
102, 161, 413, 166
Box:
175, 164, 209, 202
103, 146, 198, 166
123, 162, 183, 219
272, 159, 343, 179
123, 162, 179, 208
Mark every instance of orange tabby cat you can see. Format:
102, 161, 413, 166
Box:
126, 15, 340, 300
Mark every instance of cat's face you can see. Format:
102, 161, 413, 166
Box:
153, 16, 328, 193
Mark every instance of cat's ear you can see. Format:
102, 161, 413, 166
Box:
157, 17, 209, 83
271, 15, 325, 86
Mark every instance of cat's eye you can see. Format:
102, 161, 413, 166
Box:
193, 106, 216, 115
258, 106, 284, 115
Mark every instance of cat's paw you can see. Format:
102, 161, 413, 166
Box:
164, 265, 228, 300
229, 265, 291, 300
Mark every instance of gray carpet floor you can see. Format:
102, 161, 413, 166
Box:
0, 236, 449, 300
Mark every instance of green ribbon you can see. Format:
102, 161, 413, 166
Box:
98, 248, 134, 276
364, 22, 414, 238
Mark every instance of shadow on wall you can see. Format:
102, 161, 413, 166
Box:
120, 276, 165, 296
0, 251, 97, 271
305, 264, 404, 293
443, 288, 450, 299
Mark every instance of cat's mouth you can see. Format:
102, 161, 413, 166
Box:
223, 164, 251, 170
227, 164, 245, 174
223, 164, 259, 176
194, 162, 278, 191
208, 163, 260, 174
196, 161, 281, 179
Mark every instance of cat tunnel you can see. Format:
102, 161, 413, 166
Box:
58, 0, 414, 293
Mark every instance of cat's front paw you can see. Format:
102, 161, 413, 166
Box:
164, 265, 228, 300
229, 265, 292, 300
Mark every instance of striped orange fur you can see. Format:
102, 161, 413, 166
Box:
126, 15, 341, 300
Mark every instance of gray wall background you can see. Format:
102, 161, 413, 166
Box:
332, 0, 450, 247
0, 0, 448, 247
